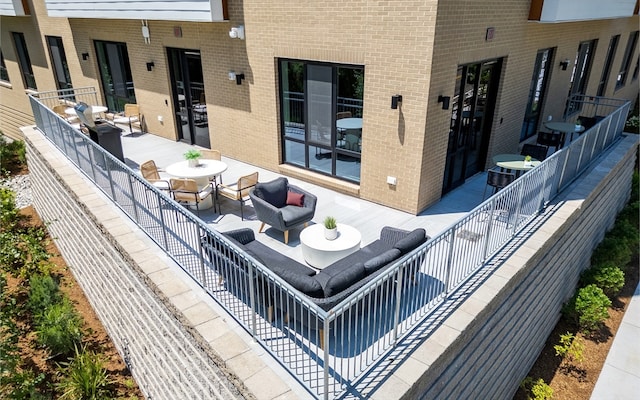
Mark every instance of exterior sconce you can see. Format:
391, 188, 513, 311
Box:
438, 95, 450, 110
228, 71, 245, 85
391, 94, 402, 109
82, 52, 89, 60
559, 59, 570, 70
146, 62, 155, 72
229, 25, 245, 40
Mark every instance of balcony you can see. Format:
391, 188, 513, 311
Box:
26, 89, 632, 399
43, 0, 227, 22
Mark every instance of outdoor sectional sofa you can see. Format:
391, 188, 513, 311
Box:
202, 225, 430, 334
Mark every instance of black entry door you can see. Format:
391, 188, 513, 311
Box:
167, 48, 209, 148
443, 59, 502, 193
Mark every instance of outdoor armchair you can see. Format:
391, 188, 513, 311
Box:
140, 160, 170, 192
170, 178, 213, 216
217, 171, 259, 220
249, 177, 317, 244
111, 103, 141, 133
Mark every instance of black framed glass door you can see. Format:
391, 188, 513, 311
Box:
167, 48, 209, 148
443, 59, 502, 193
46, 36, 73, 91
95, 41, 136, 112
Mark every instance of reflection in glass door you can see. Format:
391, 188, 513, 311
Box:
443, 59, 502, 193
167, 48, 209, 148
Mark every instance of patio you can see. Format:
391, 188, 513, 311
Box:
119, 131, 488, 265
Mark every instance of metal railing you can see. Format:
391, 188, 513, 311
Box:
28, 89, 630, 399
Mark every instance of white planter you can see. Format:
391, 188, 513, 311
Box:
324, 227, 338, 240
575, 124, 582, 131
188, 158, 199, 168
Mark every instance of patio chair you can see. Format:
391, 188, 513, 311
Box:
53, 104, 79, 124
217, 171, 259, 220
249, 177, 317, 244
336, 111, 352, 120
520, 143, 548, 161
483, 168, 515, 200
536, 131, 562, 152
200, 149, 223, 185
140, 160, 170, 192
111, 103, 141, 133
170, 178, 214, 216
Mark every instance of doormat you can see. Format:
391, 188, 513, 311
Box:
457, 229, 483, 242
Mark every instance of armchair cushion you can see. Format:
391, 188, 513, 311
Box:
280, 205, 315, 228
253, 177, 288, 208
286, 191, 305, 207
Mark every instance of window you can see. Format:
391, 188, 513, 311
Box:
0, 51, 9, 82
280, 60, 364, 183
46, 36, 73, 91
11, 32, 36, 90
94, 40, 136, 111
632, 57, 639, 81
597, 35, 619, 96
521, 48, 553, 141
565, 39, 597, 116
616, 31, 639, 89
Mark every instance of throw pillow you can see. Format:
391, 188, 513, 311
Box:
323, 263, 366, 298
286, 191, 305, 207
363, 248, 401, 274
393, 228, 427, 255
254, 177, 288, 208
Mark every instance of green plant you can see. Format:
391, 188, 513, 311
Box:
524, 155, 532, 162
520, 377, 554, 400
574, 284, 611, 333
36, 299, 83, 357
575, 118, 582, 126
553, 332, 584, 363
580, 262, 625, 298
624, 115, 639, 133
323, 216, 337, 229
0, 136, 26, 174
591, 235, 633, 269
28, 274, 61, 320
0, 188, 21, 232
57, 345, 112, 400
183, 149, 201, 160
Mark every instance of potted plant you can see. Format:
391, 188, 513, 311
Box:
323, 216, 338, 240
184, 149, 202, 167
524, 154, 532, 167
575, 119, 582, 131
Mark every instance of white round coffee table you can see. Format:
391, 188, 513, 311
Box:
300, 223, 362, 269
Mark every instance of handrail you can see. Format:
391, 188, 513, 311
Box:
28, 89, 630, 399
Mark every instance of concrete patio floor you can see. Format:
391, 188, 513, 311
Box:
119, 131, 488, 264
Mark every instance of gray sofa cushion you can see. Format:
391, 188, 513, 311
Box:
253, 177, 288, 208
364, 248, 401, 274
280, 205, 315, 228
393, 228, 427, 254
245, 240, 316, 276
277, 268, 324, 298
323, 263, 366, 297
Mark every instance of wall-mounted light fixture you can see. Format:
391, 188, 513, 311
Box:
228, 71, 245, 85
81, 52, 89, 61
559, 59, 570, 71
437, 95, 451, 110
146, 62, 155, 72
391, 94, 402, 109
228, 25, 245, 40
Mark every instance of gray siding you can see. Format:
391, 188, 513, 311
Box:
43, 0, 225, 22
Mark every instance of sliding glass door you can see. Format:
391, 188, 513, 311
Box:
95, 40, 136, 112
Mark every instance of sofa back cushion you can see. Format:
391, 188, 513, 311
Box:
393, 228, 427, 255
254, 177, 288, 208
323, 263, 366, 297
363, 248, 401, 274
277, 268, 324, 298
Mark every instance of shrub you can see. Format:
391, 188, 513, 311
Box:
580, 263, 625, 298
608, 217, 639, 255
553, 331, 584, 363
574, 284, 611, 333
35, 299, 83, 357
28, 274, 61, 320
0, 136, 26, 174
0, 188, 20, 232
520, 377, 553, 400
591, 236, 633, 268
57, 346, 112, 400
